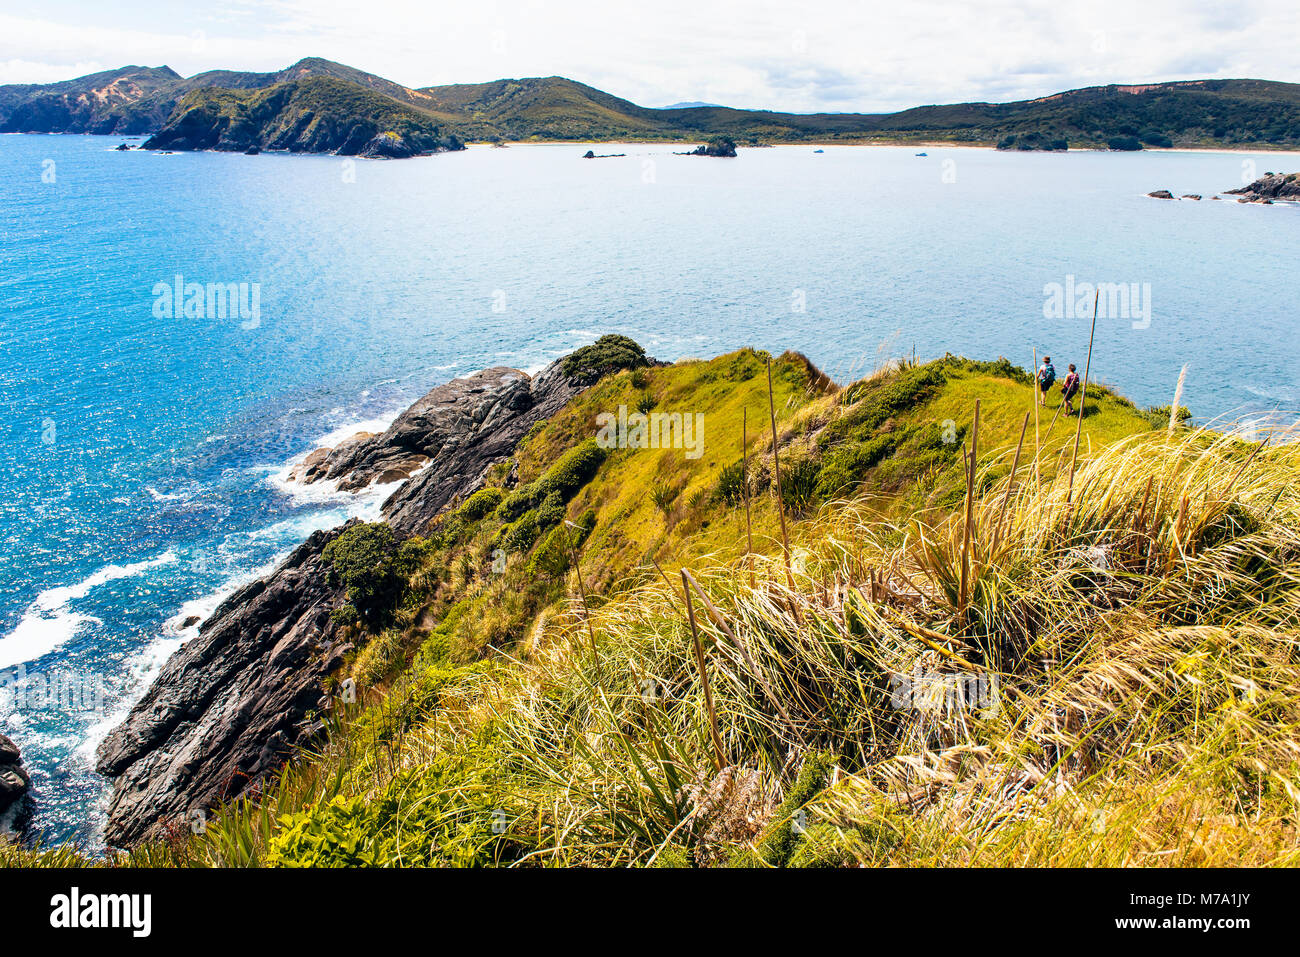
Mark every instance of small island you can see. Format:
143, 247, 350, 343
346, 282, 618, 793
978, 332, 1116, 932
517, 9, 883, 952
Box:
678, 136, 737, 157
1226, 171, 1299, 204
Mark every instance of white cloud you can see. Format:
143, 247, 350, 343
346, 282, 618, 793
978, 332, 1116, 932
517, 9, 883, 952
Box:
2, 0, 1297, 112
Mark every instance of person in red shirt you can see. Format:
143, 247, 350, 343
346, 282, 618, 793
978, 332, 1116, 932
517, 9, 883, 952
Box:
1061, 364, 1081, 415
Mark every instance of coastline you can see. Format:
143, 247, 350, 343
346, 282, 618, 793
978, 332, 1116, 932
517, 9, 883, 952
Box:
13, 130, 1300, 156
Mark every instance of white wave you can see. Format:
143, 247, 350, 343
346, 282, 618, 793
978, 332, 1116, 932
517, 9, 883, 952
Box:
145, 486, 188, 503
0, 610, 100, 671
0, 550, 178, 670
312, 414, 397, 450
32, 551, 178, 613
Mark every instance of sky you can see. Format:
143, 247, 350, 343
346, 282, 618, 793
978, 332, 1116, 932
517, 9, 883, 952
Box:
1, 0, 1297, 112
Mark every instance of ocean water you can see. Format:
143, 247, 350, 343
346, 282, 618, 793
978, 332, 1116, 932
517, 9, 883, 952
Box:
0, 134, 1296, 846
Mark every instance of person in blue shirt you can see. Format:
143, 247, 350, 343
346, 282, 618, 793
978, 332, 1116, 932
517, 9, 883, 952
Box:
1036, 356, 1056, 407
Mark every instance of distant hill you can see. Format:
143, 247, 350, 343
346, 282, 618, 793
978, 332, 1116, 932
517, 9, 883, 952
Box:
144, 77, 464, 158
3, 59, 1298, 154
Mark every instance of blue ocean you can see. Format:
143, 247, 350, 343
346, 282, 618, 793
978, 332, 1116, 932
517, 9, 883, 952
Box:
0, 134, 1296, 847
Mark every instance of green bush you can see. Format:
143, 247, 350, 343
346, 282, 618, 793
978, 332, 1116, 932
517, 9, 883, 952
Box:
815, 435, 897, 497
458, 486, 505, 522
496, 440, 607, 521
502, 512, 540, 553
541, 439, 607, 498
562, 334, 648, 384
322, 523, 427, 626
535, 489, 566, 528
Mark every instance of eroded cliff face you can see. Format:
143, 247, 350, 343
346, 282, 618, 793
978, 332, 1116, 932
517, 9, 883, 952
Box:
96, 361, 585, 847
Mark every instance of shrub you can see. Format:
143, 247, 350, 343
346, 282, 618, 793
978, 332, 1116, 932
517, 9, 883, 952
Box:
538, 439, 607, 499
458, 486, 505, 522
535, 489, 566, 529
815, 435, 896, 497
504, 512, 541, 553
322, 523, 427, 626
562, 335, 648, 384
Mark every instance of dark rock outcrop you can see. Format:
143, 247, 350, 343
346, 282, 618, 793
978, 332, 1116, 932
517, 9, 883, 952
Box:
96, 360, 586, 846
0, 733, 30, 821
1147, 189, 1175, 199
680, 137, 738, 157
1225, 172, 1300, 203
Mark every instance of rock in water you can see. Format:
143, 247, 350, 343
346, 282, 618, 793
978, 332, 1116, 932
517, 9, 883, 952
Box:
0, 733, 30, 821
682, 137, 738, 157
1225, 172, 1300, 203
96, 361, 586, 846
1147, 189, 1175, 199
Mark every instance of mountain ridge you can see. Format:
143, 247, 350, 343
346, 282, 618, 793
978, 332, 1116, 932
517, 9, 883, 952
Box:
3, 58, 1299, 152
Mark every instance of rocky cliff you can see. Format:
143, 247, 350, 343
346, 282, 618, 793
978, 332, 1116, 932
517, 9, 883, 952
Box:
96, 361, 585, 847
0, 733, 30, 828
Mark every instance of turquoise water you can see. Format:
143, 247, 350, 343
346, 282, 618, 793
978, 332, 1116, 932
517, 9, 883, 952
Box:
0, 134, 1296, 845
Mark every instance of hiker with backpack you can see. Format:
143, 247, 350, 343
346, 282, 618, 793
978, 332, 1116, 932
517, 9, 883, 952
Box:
1036, 356, 1056, 407
1061, 363, 1081, 415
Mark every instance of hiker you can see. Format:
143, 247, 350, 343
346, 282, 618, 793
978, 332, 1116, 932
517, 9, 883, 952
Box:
1036, 355, 1056, 407
1061, 363, 1081, 415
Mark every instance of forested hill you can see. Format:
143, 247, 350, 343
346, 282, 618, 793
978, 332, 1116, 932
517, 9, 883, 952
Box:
3, 58, 1298, 151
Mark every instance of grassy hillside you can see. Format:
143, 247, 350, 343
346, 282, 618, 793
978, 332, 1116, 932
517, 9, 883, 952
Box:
12, 345, 1290, 869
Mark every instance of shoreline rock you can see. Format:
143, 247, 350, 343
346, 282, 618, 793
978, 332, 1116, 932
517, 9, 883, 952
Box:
1225, 172, 1299, 203
0, 733, 30, 828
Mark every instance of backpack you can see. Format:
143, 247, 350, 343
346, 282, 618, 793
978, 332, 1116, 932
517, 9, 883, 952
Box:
1041, 363, 1056, 388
